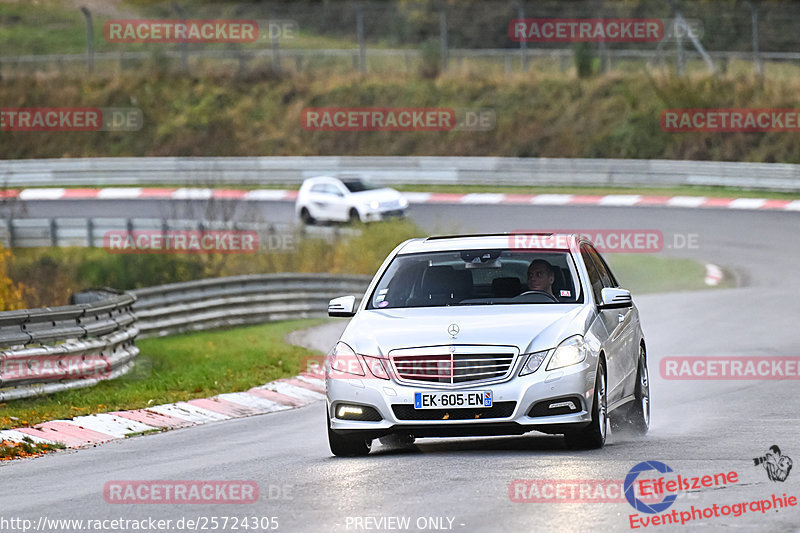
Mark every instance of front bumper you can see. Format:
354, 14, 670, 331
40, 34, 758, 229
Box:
361, 208, 407, 222
327, 359, 596, 438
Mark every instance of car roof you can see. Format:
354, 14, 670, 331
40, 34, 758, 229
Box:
397, 233, 585, 254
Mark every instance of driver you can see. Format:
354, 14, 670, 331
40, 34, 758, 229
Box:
527, 259, 555, 297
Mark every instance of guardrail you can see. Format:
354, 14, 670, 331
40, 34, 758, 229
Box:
0, 290, 138, 401
2, 156, 799, 191
132, 273, 370, 338
0, 274, 371, 400
0, 218, 356, 249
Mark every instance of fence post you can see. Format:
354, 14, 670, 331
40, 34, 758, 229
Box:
173, 3, 189, 73
746, 2, 764, 78
515, 1, 528, 72
79, 7, 94, 74
87, 217, 95, 248
356, 6, 366, 74
439, 8, 449, 72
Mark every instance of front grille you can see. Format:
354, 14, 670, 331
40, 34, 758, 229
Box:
379, 200, 402, 209
391, 351, 516, 386
392, 402, 516, 421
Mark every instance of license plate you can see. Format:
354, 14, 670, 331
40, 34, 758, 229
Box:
414, 391, 492, 409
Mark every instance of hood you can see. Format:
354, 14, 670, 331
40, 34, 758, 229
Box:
340, 305, 590, 357
348, 188, 401, 202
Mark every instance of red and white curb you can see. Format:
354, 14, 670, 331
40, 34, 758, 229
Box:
6, 188, 800, 212
704, 264, 724, 286
0, 372, 325, 451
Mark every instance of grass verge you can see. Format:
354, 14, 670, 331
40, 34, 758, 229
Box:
0, 318, 325, 430
606, 254, 731, 294
0, 437, 66, 461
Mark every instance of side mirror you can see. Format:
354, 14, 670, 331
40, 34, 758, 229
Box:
328, 295, 357, 317
598, 288, 632, 310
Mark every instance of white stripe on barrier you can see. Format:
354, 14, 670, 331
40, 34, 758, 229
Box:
98, 188, 143, 199
530, 194, 573, 205
19, 188, 66, 200
0, 429, 59, 445
147, 402, 231, 423
401, 192, 433, 203
262, 382, 326, 402
460, 193, 506, 204
244, 190, 291, 201
667, 196, 708, 208
728, 198, 767, 210
172, 188, 213, 200
62, 413, 157, 438
599, 195, 641, 206
216, 392, 293, 413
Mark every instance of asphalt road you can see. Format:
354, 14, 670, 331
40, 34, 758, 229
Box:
3, 201, 800, 533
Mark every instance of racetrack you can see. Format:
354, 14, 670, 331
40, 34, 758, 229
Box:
3, 202, 800, 532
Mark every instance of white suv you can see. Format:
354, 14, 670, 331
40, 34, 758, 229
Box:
295, 176, 408, 224
325, 233, 649, 456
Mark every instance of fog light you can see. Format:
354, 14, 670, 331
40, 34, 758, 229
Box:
338, 405, 363, 418
549, 401, 576, 411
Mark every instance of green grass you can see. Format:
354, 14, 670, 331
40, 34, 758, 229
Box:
606, 254, 730, 294
0, 318, 325, 430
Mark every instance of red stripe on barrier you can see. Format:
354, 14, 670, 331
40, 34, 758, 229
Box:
17, 421, 116, 447
212, 189, 248, 199
139, 188, 177, 198
284, 378, 325, 394
247, 387, 308, 406
702, 197, 735, 207
187, 397, 261, 417
636, 196, 672, 205
62, 189, 100, 198
111, 409, 193, 428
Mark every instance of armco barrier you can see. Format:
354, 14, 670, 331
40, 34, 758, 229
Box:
132, 273, 370, 338
0, 290, 138, 401
1, 156, 800, 191
0, 274, 370, 400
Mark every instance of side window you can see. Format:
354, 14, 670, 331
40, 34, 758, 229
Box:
580, 245, 604, 303
310, 184, 325, 193
585, 244, 617, 288
325, 184, 345, 196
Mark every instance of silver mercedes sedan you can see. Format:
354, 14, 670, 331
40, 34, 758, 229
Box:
325, 233, 649, 456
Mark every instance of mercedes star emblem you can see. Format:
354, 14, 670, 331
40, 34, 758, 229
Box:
448, 324, 460, 337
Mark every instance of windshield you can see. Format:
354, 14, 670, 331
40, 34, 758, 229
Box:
367, 250, 583, 309
342, 179, 378, 193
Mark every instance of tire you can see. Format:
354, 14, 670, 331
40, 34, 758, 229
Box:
348, 208, 362, 224
627, 348, 650, 435
327, 411, 372, 457
564, 359, 607, 450
299, 207, 315, 225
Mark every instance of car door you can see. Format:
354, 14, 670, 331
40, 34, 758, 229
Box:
591, 247, 639, 398
325, 182, 350, 221
581, 244, 628, 405
307, 183, 333, 221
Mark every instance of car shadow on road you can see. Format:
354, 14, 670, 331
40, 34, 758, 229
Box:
368, 434, 578, 456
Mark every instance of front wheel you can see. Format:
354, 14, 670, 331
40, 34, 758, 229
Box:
348, 208, 362, 224
327, 411, 372, 457
299, 207, 315, 225
564, 359, 607, 450
627, 348, 650, 434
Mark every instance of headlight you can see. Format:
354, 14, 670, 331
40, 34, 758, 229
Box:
327, 342, 365, 377
519, 350, 548, 376
399, 197, 409, 208
362, 355, 390, 380
368, 200, 380, 210
546, 335, 587, 371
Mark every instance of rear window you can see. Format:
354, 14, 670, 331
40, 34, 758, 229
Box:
367, 249, 583, 309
